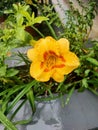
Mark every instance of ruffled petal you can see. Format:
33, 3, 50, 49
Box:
35, 71, 52, 82
36, 37, 59, 56
64, 52, 80, 67
52, 71, 64, 82
57, 38, 69, 54
30, 62, 43, 79
57, 52, 80, 74
30, 62, 52, 82
27, 48, 35, 61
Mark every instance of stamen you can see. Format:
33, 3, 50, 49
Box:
46, 55, 56, 68
42, 50, 65, 72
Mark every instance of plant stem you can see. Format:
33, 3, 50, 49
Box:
31, 25, 45, 38
37, 4, 58, 40
45, 21, 58, 40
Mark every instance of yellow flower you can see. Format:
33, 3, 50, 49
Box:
27, 36, 80, 82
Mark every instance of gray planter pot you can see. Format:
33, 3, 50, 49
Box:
0, 90, 98, 130
5, 46, 31, 68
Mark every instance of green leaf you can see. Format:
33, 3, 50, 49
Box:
82, 78, 88, 88
16, 15, 23, 26
15, 26, 25, 41
87, 57, 98, 66
10, 99, 27, 121
13, 4, 18, 11
33, 16, 49, 24
65, 87, 75, 105
84, 69, 90, 77
92, 71, 98, 77
0, 111, 17, 130
6, 69, 19, 77
21, 11, 31, 21
27, 89, 36, 113
88, 87, 98, 96
4, 9, 13, 14
6, 80, 37, 114
88, 79, 98, 85
0, 65, 7, 77
47, 89, 54, 98
32, 12, 34, 20
13, 116, 32, 126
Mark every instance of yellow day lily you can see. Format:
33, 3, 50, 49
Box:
27, 36, 80, 82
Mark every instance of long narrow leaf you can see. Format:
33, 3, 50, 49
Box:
65, 87, 75, 105
87, 57, 98, 66
13, 116, 32, 126
6, 80, 37, 114
10, 99, 27, 121
88, 87, 98, 96
1, 85, 25, 113
0, 111, 17, 130
26, 89, 36, 113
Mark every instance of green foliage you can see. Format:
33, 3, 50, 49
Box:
3, 3, 48, 41
0, 2, 48, 87
0, 0, 23, 16
0, 111, 17, 130
63, 0, 97, 53
35, 1, 62, 39
0, 5, 49, 128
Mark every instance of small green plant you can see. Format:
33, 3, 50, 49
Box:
0, 2, 48, 94
63, 0, 97, 53
0, 0, 23, 16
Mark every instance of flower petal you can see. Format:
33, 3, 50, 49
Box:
27, 48, 35, 61
52, 71, 64, 82
57, 52, 80, 74
30, 61, 43, 78
30, 62, 52, 82
64, 52, 80, 67
57, 38, 69, 54
35, 36, 59, 56
35, 71, 52, 82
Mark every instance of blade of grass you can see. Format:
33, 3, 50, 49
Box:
13, 116, 32, 126
10, 99, 27, 121
35, 94, 61, 102
88, 87, 98, 96
0, 89, 11, 96
26, 89, 36, 113
6, 80, 37, 115
1, 85, 25, 113
65, 87, 75, 105
56, 76, 67, 92
0, 111, 17, 130
45, 21, 58, 40
17, 51, 30, 67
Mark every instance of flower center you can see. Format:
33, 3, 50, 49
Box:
46, 55, 56, 68
40, 50, 65, 72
